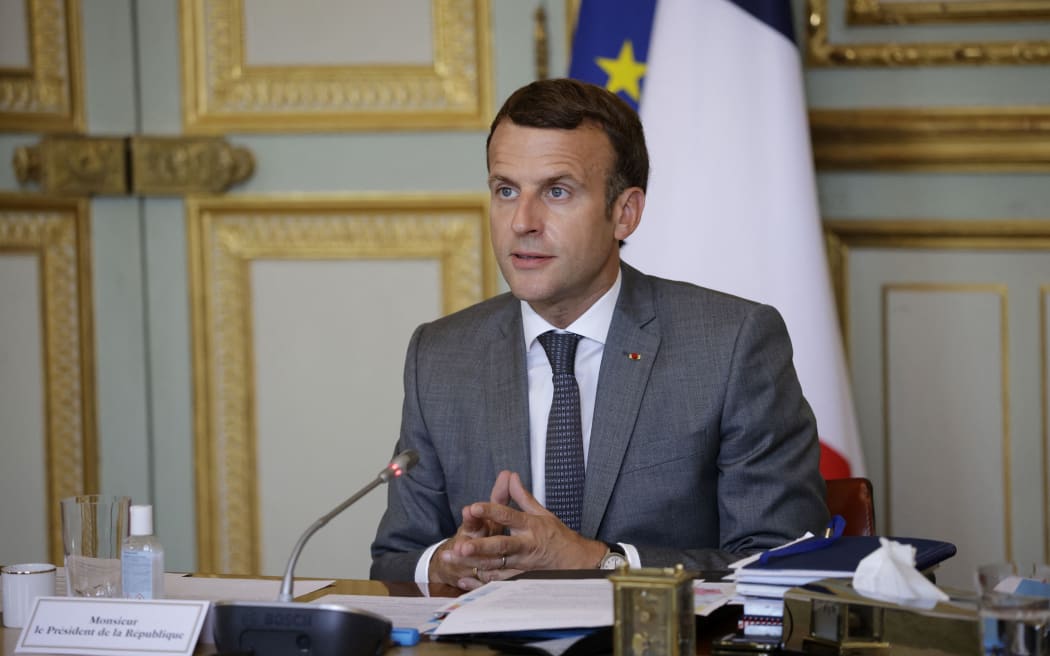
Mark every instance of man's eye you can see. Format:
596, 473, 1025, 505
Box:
549, 187, 566, 198
496, 187, 516, 198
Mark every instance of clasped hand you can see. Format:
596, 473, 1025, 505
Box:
429, 470, 606, 590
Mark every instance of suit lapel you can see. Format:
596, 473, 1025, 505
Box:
582, 265, 660, 537
483, 299, 533, 492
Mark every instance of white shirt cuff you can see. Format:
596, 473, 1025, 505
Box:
621, 542, 642, 568
414, 539, 446, 583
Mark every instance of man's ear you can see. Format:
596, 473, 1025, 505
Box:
613, 187, 645, 242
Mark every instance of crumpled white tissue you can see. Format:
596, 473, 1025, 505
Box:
852, 537, 949, 609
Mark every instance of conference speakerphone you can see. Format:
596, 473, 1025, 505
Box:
213, 600, 391, 656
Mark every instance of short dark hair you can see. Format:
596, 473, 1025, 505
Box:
486, 78, 649, 214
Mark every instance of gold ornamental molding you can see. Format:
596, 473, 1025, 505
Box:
566, 0, 579, 54
188, 194, 494, 574
808, 0, 1050, 65
180, 0, 493, 132
849, 0, 1050, 25
14, 137, 126, 195
810, 107, 1050, 171
13, 135, 254, 195
0, 0, 84, 132
534, 4, 550, 81
824, 218, 1050, 340
130, 136, 254, 195
0, 194, 95, 565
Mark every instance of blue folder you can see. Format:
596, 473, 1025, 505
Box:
743, 536, 957, 575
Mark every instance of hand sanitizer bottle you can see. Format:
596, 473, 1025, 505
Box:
121, 504, 164, 599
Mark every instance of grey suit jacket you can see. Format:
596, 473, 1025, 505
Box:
370, 263, 828, 580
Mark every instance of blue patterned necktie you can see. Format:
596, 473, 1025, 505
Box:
538, 330, 585, 532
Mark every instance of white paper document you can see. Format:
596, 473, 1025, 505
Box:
693, 580, 735, 615
432, 579, 613, 636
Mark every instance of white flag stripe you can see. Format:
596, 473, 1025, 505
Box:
631, 0, 865, 475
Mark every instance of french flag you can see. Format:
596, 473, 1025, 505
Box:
570, 0, 865, 479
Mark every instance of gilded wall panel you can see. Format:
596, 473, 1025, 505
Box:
187, 194, 493, 574
0, 194, 95, 564
825, 219, 1050, 571
180, 0, 492, 132
882, 283, 1008, 585
809, 0, 1050, 66
808, 1, 1050, 169
0, 0, 84, 132
848, 0, 1050, 25
810, 107, 1050, 171
825, 219, 1050, 343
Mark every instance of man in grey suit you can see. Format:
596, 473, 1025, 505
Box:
371, 78, 828, 590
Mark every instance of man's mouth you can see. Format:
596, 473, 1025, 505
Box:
510, 251, 552, 267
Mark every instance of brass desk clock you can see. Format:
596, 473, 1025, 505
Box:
609, 565, 695, 656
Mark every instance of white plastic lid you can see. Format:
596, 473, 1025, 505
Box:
129, 504, 154, 536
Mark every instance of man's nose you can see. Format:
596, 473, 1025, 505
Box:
511, 194, 543, 235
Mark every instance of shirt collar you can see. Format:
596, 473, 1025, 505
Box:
521, 269, 622, 349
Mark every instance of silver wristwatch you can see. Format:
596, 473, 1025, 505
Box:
598, 542, 628, 570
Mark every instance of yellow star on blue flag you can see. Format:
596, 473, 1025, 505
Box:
568, 0, 656, 111
596, 40, 647, 103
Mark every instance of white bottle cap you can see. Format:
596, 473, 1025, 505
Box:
129, 504, 154, 536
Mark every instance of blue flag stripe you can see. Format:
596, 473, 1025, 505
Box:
567, 0, 657, 111
725, 0, 795, 43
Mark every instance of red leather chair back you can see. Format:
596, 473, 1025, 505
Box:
825, 477, 876, 536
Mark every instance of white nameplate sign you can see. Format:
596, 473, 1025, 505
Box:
16, 597, 210, 656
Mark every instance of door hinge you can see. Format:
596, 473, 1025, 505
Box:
13, 135, 254, 196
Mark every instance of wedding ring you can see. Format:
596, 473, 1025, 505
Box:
472, 566, 479, 578
499, 555, 507, 570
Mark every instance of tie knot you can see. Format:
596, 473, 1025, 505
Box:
538, 331, 582, 375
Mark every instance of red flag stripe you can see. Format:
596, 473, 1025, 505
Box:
819, 441, 852, 480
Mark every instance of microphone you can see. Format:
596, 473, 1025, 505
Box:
279, 448, 419, 602
213, 450, 419, 656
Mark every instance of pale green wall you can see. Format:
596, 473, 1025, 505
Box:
63, 0, 568, 571
2, 0, 1047, 576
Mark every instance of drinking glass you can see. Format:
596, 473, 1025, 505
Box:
60, 494, 130, 597
976, 563, 1050, 656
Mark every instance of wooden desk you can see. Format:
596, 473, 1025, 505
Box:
2, 626, 496, 656
1, 578, 491, 655
1, 577, 741, 655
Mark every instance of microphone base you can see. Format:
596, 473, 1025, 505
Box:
213, 600, 392, 656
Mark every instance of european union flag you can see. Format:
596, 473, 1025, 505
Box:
567, 0, 657, 111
